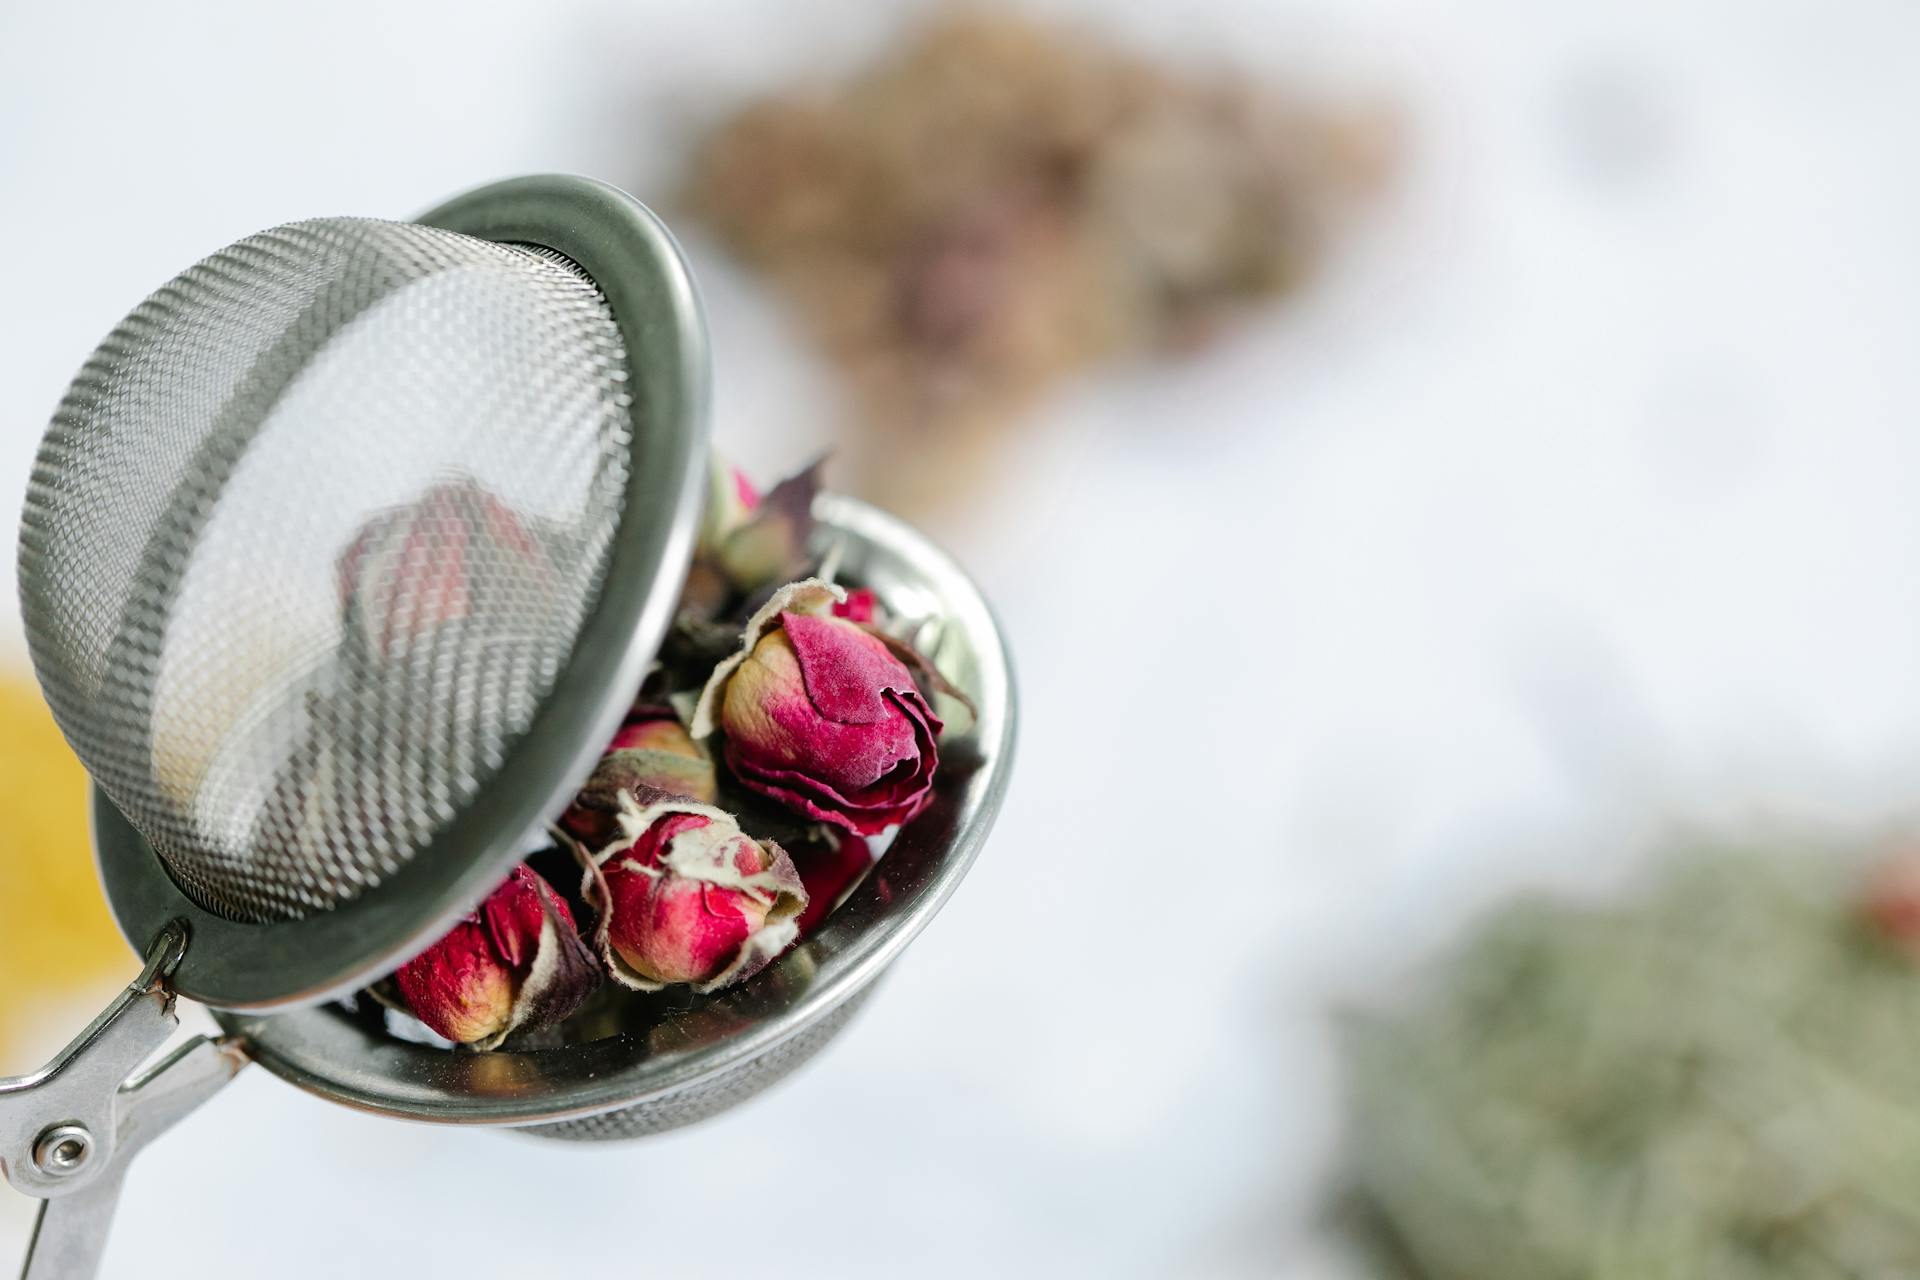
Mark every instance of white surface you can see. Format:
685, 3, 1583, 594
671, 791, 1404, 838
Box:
5, 1, 1920, 1276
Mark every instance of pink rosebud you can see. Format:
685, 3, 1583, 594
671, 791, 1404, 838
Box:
711, 461, 823, 595
584, 795, 807, 991
697, 456, 761, 561
393, 864, 599, 1048
831, 588, 880, 624
683, 459, 814, 618
337, 479, 549, 661
693, 581, 941, 837
562, 710, 719, 846
733, 467, 763, 513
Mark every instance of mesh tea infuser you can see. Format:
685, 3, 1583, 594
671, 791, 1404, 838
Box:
0, 175, 1015, 1279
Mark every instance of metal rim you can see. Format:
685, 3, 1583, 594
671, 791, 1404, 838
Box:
207, 494, 1018, 1127
93, 175, 711, 1010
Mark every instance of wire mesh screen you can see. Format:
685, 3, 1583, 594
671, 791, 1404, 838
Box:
19, 218, 633, 922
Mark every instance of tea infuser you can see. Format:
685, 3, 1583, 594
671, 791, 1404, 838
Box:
0, 175, 1015, 1279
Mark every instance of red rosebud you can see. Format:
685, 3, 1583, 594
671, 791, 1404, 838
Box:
562, 710, 719, 846
584, 795, 807, 992
336, 479, 549, 662
693, 581, 941, 837
393, 864, 599, 1048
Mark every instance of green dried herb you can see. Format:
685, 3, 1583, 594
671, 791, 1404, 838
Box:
1343, 850, 1920, 1278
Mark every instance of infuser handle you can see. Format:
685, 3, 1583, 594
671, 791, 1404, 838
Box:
0, 925, 248, 1279
21, 1172, 124, 1280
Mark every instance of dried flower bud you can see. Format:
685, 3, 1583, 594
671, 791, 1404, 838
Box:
693, 580, 942, 836
584, 794, 807, 991
336, 479, 549, 662
680, 459, 817, 620
711, 462, 821, 595
697, 457, 762, 560
562, 710, 719, 846
393, 864, 599, 1049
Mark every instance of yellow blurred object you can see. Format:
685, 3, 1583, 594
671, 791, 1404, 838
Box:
0, 672, 127, 1061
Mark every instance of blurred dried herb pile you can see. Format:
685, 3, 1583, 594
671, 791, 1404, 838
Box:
685, 9, 1395, 508
1343, 848, 1920, 1278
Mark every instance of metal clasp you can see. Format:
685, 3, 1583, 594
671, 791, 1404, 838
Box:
0, 923, 248, 1279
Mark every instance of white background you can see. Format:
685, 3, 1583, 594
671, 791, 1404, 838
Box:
4, 1, 1920, 1276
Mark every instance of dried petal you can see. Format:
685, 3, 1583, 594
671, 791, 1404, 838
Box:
832, 588, 880, 624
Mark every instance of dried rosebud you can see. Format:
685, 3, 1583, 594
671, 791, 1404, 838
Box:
697, 456, 762, 560
584, 794, 807, 991
692, 580, 942, 836
337, 479, 549, 662
711, 461, 821, 595
681, 459, 814, 621
561, 709, 719, 846
393, 864, 599, 1049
